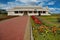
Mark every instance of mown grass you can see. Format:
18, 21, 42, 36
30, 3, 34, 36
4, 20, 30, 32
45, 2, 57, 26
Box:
31, 15, 60, 40
40, 15, 60, 27
0, 14, 18, 21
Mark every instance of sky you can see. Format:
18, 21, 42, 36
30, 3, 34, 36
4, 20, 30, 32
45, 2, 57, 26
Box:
0, 0, 60, 13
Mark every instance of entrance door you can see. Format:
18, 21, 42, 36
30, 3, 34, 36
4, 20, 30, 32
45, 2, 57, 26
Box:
38, 11, 41, 16
24, 11, 27, 15
39, 13, 41, 16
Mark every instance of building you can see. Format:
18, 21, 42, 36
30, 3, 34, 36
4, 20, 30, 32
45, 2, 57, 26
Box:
7, 6, 50, 16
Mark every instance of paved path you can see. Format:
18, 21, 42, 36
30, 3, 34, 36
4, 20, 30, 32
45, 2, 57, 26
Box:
0, 16, 29, 40
24, 16, 30, 40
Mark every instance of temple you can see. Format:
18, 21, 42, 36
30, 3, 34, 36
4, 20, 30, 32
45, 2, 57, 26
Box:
7, 6, 50, 16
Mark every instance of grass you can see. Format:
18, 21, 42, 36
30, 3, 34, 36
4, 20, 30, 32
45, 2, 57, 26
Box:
31, 15, 60, 40
0, 14, 18, 21
40, 15, 60, 27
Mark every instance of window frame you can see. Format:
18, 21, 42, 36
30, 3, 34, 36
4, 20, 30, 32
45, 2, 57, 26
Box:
43, 11, 46, 13
38, 11, 42, 13
29, 11, 32, 13
19, 11, 23, 13
14, 11, 18, 13
34, 11, 37, 13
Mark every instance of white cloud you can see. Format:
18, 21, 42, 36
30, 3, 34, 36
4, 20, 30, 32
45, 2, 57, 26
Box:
38, 2, 45, 7
48, 1, 55, 5
0, 3, 8, 9
16, 0, 50, 3
0, 0, 57, 13
0, 1, 26, 9
16, 0, 39, 3
0, 0, 55, 9
49, 8, 55, 11
31, 0, 38, 2
0, 0, 45, 9
0, 4, 6, 7
16, 0, 29, 3
49, 8, 60, 13
0, 0, 60, 13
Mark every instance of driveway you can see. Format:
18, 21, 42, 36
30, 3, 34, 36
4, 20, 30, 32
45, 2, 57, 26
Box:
0, 16, 29, 40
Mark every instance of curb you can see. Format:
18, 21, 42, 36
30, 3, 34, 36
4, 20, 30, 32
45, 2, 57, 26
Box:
24, 16, 30, 40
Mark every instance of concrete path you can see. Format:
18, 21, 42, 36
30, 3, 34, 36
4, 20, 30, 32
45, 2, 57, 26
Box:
0, 16, 29, 40
24, 16, 30, 40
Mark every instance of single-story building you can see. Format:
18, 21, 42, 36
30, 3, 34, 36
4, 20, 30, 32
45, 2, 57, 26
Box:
7, 6, 50, 16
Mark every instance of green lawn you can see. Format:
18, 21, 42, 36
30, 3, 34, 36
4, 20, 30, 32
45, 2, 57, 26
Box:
31, 15, 60, 40
40, 15, 60, 27
0, 14, 7, 18
0, 14, 18, 21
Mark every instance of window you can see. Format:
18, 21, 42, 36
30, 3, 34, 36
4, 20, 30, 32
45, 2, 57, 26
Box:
29, 11, 32, 13
38, 11, 42, 13
19, 11, 23, 13
38, 11, 40, 13
34, 11, 37, 13
14, 11, 18, 13
43, 11, 46, 13
24, 11, 27, 13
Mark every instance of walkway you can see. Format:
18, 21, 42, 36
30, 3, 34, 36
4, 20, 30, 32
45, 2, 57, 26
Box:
0, 16, 29, 40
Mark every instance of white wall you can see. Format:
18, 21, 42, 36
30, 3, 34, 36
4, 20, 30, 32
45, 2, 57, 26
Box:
8, 12, 14, 16
8, 12, 23, 16
7, 7, 50, 16
41, 11, 50, 15
28, 13, 38, 16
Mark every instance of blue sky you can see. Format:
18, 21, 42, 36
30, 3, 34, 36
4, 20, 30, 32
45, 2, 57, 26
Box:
0, 0, 60, 13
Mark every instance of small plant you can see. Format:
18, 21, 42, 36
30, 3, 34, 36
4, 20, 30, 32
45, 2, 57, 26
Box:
51, 26, 57, 36
38, 25, 44, 33
31, 16, 42, 24
31, 16, 60, 40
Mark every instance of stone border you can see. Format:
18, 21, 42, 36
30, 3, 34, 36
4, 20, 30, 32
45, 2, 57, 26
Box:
23, 16, 30, 40
30, 24, 34, 40
23, 16, 34, 40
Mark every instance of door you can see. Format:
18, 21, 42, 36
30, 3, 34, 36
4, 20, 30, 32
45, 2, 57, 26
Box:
39, 13, 41, 16
24, 11, 27, 15
38, 11, 41, 16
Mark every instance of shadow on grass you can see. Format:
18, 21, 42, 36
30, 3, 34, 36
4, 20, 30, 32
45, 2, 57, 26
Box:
0, 14, 19, 21
57, 18, 60, 23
